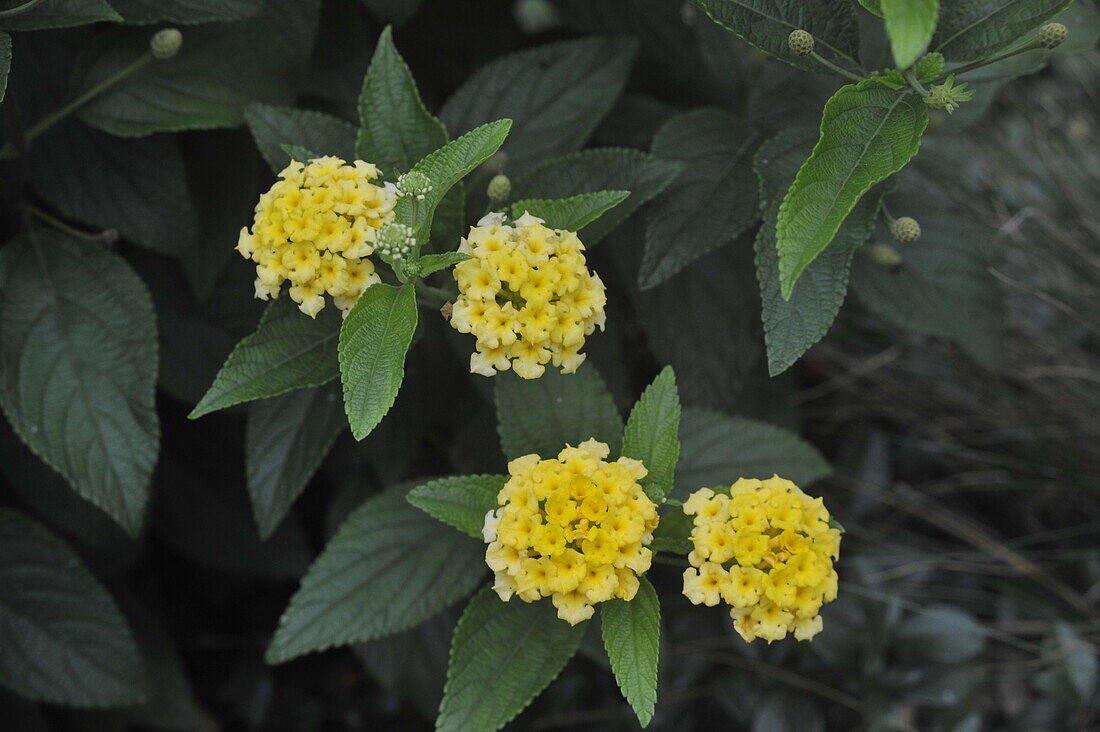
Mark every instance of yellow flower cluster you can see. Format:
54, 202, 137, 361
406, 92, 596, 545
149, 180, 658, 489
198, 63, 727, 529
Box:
482, 439, 658, 625
450, 212, 607, 379
235, 157, 398, 317
682, 477, 840, 643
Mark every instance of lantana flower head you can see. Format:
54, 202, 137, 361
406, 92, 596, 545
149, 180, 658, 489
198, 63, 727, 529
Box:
450, 212, 606, 379
236, 157, 398, 318
682, 476, 840, 643
483, 439, 658, 624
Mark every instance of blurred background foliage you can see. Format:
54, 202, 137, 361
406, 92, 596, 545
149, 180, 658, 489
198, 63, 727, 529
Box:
0, 0, 1098, 730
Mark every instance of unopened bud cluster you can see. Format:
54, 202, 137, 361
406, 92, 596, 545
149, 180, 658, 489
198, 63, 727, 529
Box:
1039, 22, 1068, 49
375, 222, 416, 261
890, 216, 921, 243
150, 28, 182, 59
396, 171, 433, 201
487, 174, 512, 204
788, 29, 814, 56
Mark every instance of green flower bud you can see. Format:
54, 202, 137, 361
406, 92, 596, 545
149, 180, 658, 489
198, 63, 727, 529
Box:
788, 29, 814, 56
150, 28, 182, 60
396, 171, 433, 200
890, 216, 921, 243
866, 243, 903, 269
376, 222, 416, 261
487, 174, 512, 205
1038, 22, 1068, 49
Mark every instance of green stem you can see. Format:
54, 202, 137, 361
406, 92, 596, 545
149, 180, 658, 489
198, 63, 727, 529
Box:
415, 280, 452, 309
0, 0, 46, 18
946, 38, 1043, 80
904, 68, 930, 97
809, 50, 864, 83
23, 203, 116, 243
879, 200, 896, 226
0, 52, 154, 160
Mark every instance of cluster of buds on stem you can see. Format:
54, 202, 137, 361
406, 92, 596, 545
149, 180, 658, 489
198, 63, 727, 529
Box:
375, 222, 416, 262
890, 216, 921, 243
396, 171, 433, 201
788, 29, 814, 56
1039, 22, 1068, 49
150, 28, 182, 59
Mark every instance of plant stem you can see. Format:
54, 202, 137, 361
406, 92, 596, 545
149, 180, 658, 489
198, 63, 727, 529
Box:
415, 280, 452, 309
0, 0, 46, 18
946, 38, 1043, 79
809, 50, 864, 83
23, 203, 116, 243
904, 68, 930, 96
879, 200, 897, 225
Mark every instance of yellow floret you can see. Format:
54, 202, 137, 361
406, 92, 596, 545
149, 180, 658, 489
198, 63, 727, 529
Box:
682, 476, 841, 643
482, 439, 658, 624
451, 212, 606, 378
236, 156, 395, 317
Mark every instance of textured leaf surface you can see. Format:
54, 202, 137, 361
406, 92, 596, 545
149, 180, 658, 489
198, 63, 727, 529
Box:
440, 37, 636, 176
0, 509, 144, 707
776, 81, 926, 298
754, 128, 881, 376
395, 120, 511, 242
511, 191, 629, 233
266, 486, 485, 663
0, 32, 9, 102
109, 0, 262, 23
416, 251, 469, 277
246, 383, 346, 539
245, 103, 356, 173
407, 474, 506, 539
338, 283, 418, 440
933, 0, 1072, 61
690, 0, 862, 73
438, 588, 585, 732
0, 0, 120, 30
640, 108, 758, 289
495, 365, 623, 460
882, 0, 939, 68
0, 224, 158, 535
622, 367, 681, 503
191, 296, 340, 418
675, 407, 830, 497
356, 25, 448, 177
513, 148, 682, 245
601, 578, 660, 727
29, 120, 197, 256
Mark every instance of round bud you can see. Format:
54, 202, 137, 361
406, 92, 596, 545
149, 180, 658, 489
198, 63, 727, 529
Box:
396, 171, 433, 200
150, 28, 183, 60
788, 29, 814, 56
890, 216, 922, 243
1038, 22, 1068, 49
487, 174, 512, 204
376, 223, 416, 260
867, 243, 903, 269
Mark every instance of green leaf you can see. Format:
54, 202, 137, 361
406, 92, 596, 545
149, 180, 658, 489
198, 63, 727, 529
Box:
407, 474, 506, 539
622, 366, 681, 503
495, 364, 623, 460
338, 283, 418, 441
245, 383, 346, 539
244, 103, 356, 173
881, 0, 938, 69
356, 25, 448, 178
859, 0, 883, 15
601, 578, 660, 727
440, 37, 636, 176
0, 509, 144, 707
396, 119, 512, 242
76, 14, 299, 136
191, 296, 341, 419
640, 108, 758, 289
933, 0, 1072, 61
850, 204, 1004, 370
109, 0, 262, 23
416, 251, 469, 277
650, 507, 693, 554
438, 587, 586, 732
28, 120, 197, 257
265, 486, 485, 663
690, 0, 862, 74
753, 128, 882, 376
915, 51, 945, 81
676, 407, 830, 497
513, 148, 682, 245
0, 32, 10, 103
0, 224, 158, 536
511, 191, 630, 232
0, 0, 121, 30
776, 81, 927, 299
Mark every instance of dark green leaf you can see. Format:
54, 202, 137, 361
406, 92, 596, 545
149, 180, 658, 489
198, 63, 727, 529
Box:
244, 103, 356, 173
0, 31, 10, 102
407, 474, 506, 538
0, 0, 120, 30
438, 587, 585, 732
110, 0, 262, 24
191, 296, 341, 419
933, 0, 1072, 61
0, 509, 144, 707
882, 0, 939, 68
440, 37, 636, 176
495, 364, 623, 460
776, 82, 927, 298
265, 486, 486, 663
338, 283, 418, 440
416, 251, 469, 277
601, 578, 660, 727
622, 366, 681, 503
650, 507, 692, 554
0, 224, 158, 536
511, 191, 630, 233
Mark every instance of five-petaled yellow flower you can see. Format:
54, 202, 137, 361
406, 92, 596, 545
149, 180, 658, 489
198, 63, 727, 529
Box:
450, 212, 606, 379
483, 439, 658, 624
236, 156, 397, 318
681, 477, 840, 643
